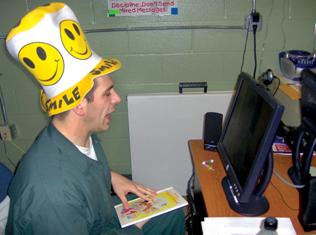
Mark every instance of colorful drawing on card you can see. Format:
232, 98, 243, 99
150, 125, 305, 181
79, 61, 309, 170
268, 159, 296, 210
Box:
115, 187, 187, 227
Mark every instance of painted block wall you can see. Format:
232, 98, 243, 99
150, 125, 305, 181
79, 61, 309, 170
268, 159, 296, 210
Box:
0, 0, 315, 174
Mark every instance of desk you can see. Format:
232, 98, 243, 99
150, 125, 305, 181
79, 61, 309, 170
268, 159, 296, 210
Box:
279, 84, 300, 100
189, 139, 316, 235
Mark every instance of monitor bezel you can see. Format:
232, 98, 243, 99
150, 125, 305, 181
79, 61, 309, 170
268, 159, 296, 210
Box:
217, 72, 284, 210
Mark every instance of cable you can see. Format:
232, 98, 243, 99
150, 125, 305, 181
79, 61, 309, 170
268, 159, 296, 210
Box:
10, 141, 26, 154
0, 140, 25, 168
251, 10, 260, 79
240, 22, 250, 73
241, 7, 260, 79
258, 0, 274, 75
185, 172, 196, 235
90, 0, 96, 25
314, 19, 316, 51
280, 0, 287, 50
252, 25, 257, 79
0, 74, 19, 167
270, 180, 299, 211
251, 0, 256, 13
273, 169, 305, 189
272, 76, 281, 96
186, 172, 196, 215
25, 0, 30, 11
0, 79, 9, 125
272, 161, 303, 212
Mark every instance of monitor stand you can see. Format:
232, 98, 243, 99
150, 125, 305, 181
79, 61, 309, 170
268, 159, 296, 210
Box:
287, 126, 304, 186
288, 125, 316, 186
288, 166, 302, 185
222, 177, 269, 216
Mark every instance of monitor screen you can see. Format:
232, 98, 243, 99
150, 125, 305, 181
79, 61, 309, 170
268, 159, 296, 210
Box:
301, 69, 316, 124
217, 72, 284, 216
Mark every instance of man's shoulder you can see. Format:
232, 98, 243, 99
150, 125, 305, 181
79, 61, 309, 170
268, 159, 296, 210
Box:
10, 127, 69, 190
20, 127, 61, 167
9, 145, 78, 203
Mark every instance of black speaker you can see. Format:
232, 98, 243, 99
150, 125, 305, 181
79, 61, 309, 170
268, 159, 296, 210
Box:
203, 112, 223, 151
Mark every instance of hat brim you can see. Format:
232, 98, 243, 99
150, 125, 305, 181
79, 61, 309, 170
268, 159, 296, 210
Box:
40, 58, 121, 116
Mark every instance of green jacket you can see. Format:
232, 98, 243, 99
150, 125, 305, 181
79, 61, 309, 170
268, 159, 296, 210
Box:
6, 123, 142, 235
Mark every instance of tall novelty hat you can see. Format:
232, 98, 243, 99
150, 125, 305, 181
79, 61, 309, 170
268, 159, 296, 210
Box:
6, 2, 121, 116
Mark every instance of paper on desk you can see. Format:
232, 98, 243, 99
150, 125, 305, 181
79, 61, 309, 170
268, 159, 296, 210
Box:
201, 217, 296, 235
310, 166, 316, 177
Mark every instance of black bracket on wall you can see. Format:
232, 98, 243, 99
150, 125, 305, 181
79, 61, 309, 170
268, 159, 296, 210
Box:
178, 82, 208, 94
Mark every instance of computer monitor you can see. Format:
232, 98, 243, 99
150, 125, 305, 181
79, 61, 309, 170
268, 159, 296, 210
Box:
217, 72, 284, 216
288, 69, 316, 185
300, 69, 316, 128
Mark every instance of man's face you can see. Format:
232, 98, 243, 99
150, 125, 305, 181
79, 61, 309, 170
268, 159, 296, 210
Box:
85, 75, 121, 133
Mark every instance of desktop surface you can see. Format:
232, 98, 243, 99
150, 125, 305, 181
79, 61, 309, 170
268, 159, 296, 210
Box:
189, 139, 316, 235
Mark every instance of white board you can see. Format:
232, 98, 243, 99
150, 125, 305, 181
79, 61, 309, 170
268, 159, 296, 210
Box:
128, 92, 233, 195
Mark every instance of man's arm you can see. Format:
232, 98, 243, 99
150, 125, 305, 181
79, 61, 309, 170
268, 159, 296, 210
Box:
7, 182, 145, 235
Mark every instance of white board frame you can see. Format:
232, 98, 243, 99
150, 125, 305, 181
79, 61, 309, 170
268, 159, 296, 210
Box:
128, 91, 233, 195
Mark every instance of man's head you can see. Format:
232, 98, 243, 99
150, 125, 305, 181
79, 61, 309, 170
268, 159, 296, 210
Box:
53, 74, 121, 133
81, 75, 121, 132
5, 2, 121, 116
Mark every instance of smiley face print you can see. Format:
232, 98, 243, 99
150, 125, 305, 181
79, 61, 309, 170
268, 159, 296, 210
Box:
18, 42, 64, 86
60, 20, 92, 60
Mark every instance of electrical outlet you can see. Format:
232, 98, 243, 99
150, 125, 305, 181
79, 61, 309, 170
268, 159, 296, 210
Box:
244, 13, 262, 32
0, 125, 13, 141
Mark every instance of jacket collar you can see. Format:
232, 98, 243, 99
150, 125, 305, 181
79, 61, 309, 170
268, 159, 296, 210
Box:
46, 122, 106, 166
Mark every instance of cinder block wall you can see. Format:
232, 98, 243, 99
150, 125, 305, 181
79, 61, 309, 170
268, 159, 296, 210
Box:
0, 0, 315, 173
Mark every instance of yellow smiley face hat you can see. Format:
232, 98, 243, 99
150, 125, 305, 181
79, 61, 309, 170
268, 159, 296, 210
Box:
6, 2, 121, 116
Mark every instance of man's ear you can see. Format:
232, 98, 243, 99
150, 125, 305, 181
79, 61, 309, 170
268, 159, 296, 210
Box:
72, 99, 87, 116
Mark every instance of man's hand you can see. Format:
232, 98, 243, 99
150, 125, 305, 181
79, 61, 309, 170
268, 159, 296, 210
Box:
111, 172, 157, 209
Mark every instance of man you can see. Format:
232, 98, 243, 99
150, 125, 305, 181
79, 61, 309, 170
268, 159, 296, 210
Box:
5, 2, 185, 234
